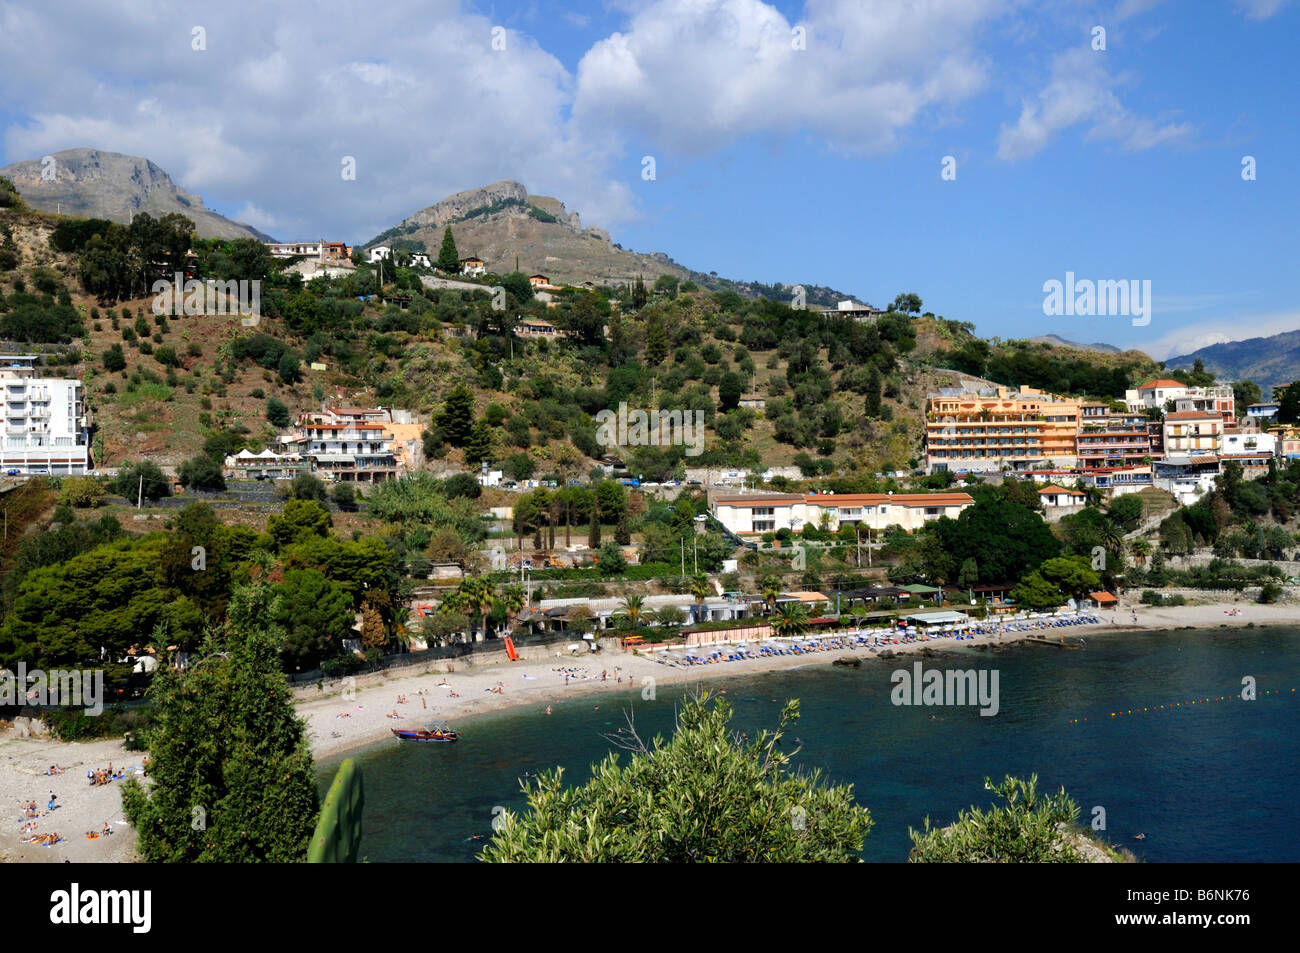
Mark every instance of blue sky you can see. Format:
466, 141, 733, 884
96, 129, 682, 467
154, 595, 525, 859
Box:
1, 0, 1296, 358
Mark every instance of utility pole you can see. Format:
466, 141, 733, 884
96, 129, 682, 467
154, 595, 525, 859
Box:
680, 537, 685, 574
137, 474, 143, 509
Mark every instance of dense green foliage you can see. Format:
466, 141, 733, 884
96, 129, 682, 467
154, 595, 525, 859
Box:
937, 338, 1152, 399
481, 694, 872, 862
111, 460, 172, 501
120, 573, 320, 862
909, 775, 1103, 863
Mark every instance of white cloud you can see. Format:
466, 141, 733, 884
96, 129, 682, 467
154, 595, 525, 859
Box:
998, 47, 1193, 159
1232, 0, 1290, 18
1113, 0, 1166, 22
230, 202, 279, 233
1140, 311, 1300, 359
0, 0, 1215, 243
0, 0, 612, 240
572, 0, 1005, 156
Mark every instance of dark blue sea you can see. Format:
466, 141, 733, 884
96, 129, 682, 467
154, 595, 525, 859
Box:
318, 627, 1300, 862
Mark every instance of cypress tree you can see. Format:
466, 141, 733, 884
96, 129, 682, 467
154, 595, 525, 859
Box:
121, 571, 319, 862
864, 366, 883, 417
437, 385, 476, 446
464, 419, 493, 464
437, 227, 460, 273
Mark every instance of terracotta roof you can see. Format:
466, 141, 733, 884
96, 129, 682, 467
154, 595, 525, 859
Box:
1164, 411, 1221, 421
801, 493, 975, 507
712, 492, 974, 508
302, 422, 387, 430
1037, 485, 1085, 496
1139, 379, 1186, 389
1090, 591, 1119, 604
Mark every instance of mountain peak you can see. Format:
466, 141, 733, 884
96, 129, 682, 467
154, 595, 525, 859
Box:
0, 147, 270, 241
390, 179, 594, 238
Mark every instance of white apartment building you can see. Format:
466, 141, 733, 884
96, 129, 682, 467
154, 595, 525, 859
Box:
0, 356, 89, 475
265, 241, 351, 261
1125, 379, 1234, 418
295, 419, 397, 482
266, 241, 322, 259
1221, 428, 1276, 456
711, 492, 974, 535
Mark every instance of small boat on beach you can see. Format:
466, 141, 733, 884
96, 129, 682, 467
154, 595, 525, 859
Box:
392, 725, 459, 743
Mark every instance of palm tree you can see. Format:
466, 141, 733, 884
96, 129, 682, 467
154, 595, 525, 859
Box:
455, 577, 496, 642
1099, 522, 1125, 585
689, 574, 710, 623
769, 602, 810, 639
387, 603, 412, 653
1131, 539, 1151, 566
762, 583, 780, 615
618, 594, 646, 630
500, 583, 526, 634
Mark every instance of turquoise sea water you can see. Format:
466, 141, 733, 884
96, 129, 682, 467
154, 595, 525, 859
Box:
318, 627, 1300, 862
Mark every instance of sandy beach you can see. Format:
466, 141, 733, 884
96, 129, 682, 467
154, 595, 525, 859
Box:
2, 596, 1295, 863
0, 735, 145, 863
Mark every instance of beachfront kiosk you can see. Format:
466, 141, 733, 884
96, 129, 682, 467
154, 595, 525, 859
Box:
902, 610, 970, 634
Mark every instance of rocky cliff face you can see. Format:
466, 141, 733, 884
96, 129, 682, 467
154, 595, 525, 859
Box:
373, 179, 696, 286
0, 148, 271, 241
393, 179, 601, 239
396, 179, 530, 231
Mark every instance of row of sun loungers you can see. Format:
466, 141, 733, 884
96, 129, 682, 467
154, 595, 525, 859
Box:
646, 613, 1106, 665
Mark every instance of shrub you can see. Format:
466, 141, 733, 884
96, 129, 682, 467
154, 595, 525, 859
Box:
480, 694, 871, 862
266, 397, 290, 428
178, 453, 226, 491
112, 460, 172, 500
57, 476, 106, 508
909, 775, 1099, 863
330, 482, 356, 509
443, 472, 482, 500
289, 473, 329, 504
102, 344, 126, 373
